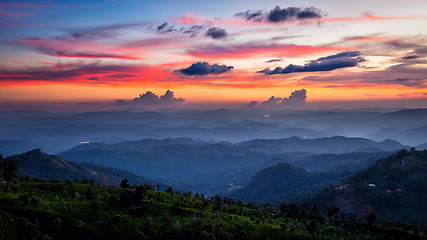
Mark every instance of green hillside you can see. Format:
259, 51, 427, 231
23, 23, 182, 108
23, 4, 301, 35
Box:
308, 149, 427, 225
0, 181, 423, 240
1, 152, 424, 239
8, 149, 161, 187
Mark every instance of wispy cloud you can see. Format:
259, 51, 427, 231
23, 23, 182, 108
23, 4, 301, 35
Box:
16, 37, 140, 60
187, 42, 350, 59
0, 61, 171, 85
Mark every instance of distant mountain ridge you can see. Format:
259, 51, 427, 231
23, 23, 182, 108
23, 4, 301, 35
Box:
8, 149, 160, 187
237, 136, 405, 154
2, 108, 426, 155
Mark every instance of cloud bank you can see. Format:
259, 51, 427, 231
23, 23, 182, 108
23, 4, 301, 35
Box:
258, 51, 365, 74
116, 90, 185, 106
247, 89, 307, 109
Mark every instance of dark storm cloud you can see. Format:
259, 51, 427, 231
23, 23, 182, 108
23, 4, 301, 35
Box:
178, 62, 233, 76
206, 27, 227, 40
258, 51, 365, 75
268, 7, 301, 22
235, 6, 324, 23
116, 90, 185, 106
296, 7, 323, 19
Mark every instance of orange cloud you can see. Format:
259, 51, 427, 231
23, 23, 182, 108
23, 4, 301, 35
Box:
0, 62, 172, 86
344, 36, 391, 42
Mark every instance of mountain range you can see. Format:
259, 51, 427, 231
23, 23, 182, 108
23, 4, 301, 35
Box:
58, 136, 407, 194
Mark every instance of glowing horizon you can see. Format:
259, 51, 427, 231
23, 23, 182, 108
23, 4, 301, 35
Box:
1, 0, 427, 110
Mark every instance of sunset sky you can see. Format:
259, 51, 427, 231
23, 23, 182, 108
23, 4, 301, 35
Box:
1, 0, 427, 111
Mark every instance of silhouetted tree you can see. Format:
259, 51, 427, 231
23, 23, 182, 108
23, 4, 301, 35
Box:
327, 206, 340, 221
120, 179, 130, 188
306, 220, 318, 238
413, 224, 420, 237
85, 187, 95, 201
0, 155, 20, 181
366, 211, 377, 225
165, 186, 174, 194
90, 200, 99, 213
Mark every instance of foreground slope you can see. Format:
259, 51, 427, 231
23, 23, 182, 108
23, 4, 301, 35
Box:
0, 181, 423, 240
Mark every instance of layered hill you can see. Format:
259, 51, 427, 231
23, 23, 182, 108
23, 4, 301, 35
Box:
58, 137, 406, 194
8, 149, 160, 187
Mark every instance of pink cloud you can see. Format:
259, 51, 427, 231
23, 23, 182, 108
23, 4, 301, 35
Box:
170, 12, 202, 25
16, 37, 141, 60
322, 13, 427, 23
0, 61, 173, 85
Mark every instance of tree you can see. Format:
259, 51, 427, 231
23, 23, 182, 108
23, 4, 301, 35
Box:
90, 200, 99, 213
120, 179, 130, 188
0, 155, 20, 181
85, 187, 95, 201
165, 186, 174, 194
327, 206, 340, 221
309, 204, 322, 221
413, 224, 420, 237
365, 211, 377, 226
306, 220, 318, 238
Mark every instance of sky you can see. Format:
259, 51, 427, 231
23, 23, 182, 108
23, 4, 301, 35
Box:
1, 0, 427, 111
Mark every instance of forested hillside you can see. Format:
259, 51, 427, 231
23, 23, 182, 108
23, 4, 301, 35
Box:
308, 149, 427, 225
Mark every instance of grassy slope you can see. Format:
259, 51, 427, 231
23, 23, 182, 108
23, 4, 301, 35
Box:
0, 181, 422, 240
